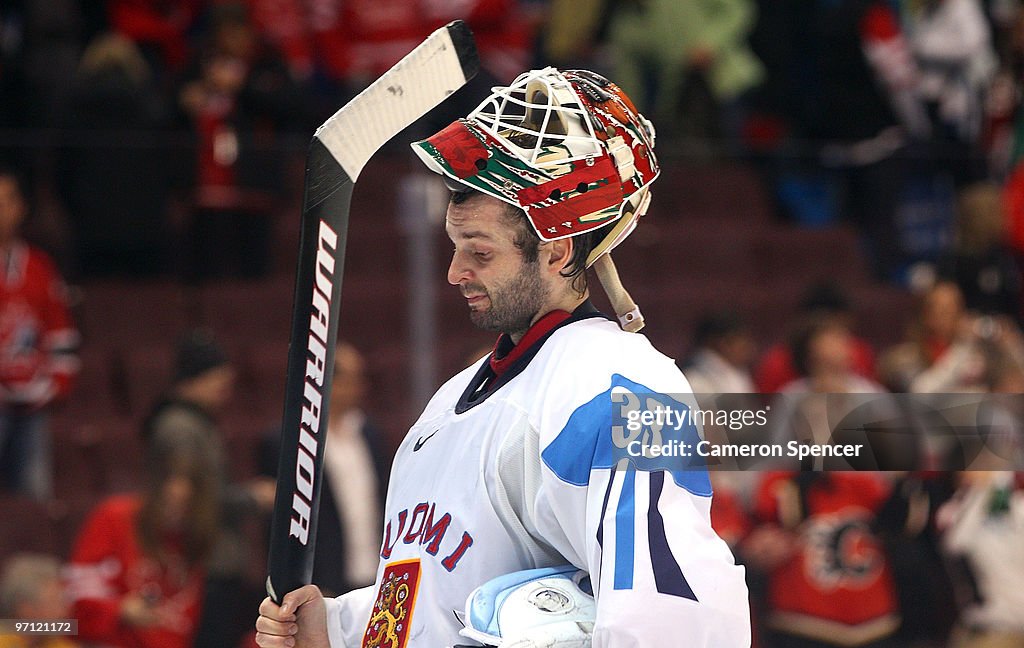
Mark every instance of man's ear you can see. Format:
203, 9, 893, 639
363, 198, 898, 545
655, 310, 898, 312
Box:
545, 237, 574, 275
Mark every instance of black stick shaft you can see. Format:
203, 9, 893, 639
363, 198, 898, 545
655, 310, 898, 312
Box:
267, 138, 352, 603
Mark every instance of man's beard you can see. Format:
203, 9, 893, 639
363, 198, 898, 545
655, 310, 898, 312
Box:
465, 259, 549, 337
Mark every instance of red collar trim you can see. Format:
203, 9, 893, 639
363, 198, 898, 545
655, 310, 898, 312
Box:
489, 310, 572, 378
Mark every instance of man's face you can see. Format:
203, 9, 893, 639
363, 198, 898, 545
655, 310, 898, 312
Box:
446, 195, 549, 337
810, 324, 853, 375
0, 176, 26, 245
923, 282, 964, 341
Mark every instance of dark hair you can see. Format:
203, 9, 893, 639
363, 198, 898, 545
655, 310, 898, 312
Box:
799, 281, 851, 315
790, 316, 847, 377
208, 0, 251, 29
694, 311, 748, 348
564, 222, 616, 295
449, 190, 614, 296
137, 426, 221, 567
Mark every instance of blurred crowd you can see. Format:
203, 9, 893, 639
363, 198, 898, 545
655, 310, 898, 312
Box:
4, 0, 1024, 282
1, 331, 385, 648
1, 1, 1024, 648
678, 278, 1024, 647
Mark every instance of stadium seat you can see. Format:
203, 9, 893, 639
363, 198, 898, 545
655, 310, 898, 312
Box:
78, 281, 192, 350
196, 278, 295, 345
117, 344, 176, 417
0, 496, 60, 566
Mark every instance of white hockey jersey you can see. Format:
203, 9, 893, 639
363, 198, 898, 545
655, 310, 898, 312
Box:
324, 313, 751, 647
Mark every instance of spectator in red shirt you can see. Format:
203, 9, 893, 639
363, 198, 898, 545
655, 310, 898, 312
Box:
66, 425, 221, 648
245, 0, 314, 81
107, 0, 201, 75
0, 167, 79, 501
743, 472, 901, 648
177, 2, 303, 281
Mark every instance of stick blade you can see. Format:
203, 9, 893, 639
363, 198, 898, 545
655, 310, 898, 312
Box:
314, 19, 480, 181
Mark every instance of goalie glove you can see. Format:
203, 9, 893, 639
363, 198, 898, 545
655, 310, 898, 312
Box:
453, 566, 595, 648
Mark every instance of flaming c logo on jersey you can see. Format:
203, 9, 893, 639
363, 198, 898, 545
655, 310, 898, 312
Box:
362, 559, 421, 648
804, 513, 883, 591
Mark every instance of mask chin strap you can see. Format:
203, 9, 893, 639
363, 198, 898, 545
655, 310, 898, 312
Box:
592, 253, 644, 332
585, 189, 651, 333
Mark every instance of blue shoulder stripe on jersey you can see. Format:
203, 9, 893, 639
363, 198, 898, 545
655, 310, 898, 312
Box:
613, 470, 636, 590
540, 374, 712, 496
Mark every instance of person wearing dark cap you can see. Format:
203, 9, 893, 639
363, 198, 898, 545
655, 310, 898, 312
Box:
142, 328, 235, 443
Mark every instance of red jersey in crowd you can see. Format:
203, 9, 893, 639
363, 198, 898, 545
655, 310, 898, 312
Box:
247, 0, 314, 78
107, 0, 202, 72
65, 496, 205, 648
307, 0, 531, 82
753, 472, 900, 645
0, 242, 78, 409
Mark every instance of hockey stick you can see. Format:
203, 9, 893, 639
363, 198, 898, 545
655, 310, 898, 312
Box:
267, 21, 479, 603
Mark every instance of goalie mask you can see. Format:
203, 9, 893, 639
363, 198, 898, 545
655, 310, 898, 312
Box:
412, 67, 659, 267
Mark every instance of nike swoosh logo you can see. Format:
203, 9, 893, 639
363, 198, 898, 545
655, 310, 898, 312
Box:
413, 429, 439, 452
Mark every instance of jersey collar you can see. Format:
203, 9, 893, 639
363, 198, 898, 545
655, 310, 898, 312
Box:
488, 309, 573, 378
455, 300, 609, 414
